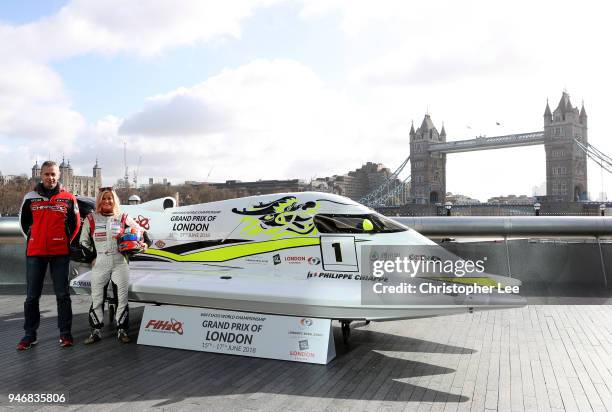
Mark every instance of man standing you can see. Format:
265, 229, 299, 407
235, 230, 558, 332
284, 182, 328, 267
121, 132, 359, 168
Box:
17, 161, 81, 350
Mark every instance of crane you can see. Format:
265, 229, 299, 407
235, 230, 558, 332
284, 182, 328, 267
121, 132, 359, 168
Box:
123, 142, 129, 189
133, 156, 142, 188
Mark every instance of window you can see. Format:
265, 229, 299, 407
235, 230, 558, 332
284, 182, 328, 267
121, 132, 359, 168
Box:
552, 150, 564, 158
314, 214, 407, 234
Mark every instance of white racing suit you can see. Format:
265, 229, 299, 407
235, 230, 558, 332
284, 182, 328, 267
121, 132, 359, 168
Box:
80, 212, 141, 331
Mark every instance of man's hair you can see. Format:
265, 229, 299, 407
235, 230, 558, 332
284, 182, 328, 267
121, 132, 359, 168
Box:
41, 160, 58, 170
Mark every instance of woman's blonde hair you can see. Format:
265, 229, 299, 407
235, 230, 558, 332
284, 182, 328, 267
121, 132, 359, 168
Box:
96, 188, 122, 216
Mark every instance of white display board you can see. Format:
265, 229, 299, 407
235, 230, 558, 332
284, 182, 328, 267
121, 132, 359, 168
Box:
137, 305, 336, 364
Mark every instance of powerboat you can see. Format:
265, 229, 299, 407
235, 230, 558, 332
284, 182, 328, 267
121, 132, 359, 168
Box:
70, 192, 525, 341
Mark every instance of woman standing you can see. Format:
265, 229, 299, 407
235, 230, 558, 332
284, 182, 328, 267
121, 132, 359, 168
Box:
80, 187, 150, 344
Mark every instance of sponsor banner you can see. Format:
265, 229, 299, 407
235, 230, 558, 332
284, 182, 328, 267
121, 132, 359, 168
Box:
282, 256, 321, 265
138, 305, 336, 364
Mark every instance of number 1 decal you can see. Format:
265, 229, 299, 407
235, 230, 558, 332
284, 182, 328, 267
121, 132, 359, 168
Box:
320, 236, 358, 272
331, 242, 342, 262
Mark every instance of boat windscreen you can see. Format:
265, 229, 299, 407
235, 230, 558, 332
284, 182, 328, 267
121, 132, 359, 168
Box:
314, 214, 406, 234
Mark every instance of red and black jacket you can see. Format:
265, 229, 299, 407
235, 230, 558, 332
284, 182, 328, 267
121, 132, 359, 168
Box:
20, 183, 81, 256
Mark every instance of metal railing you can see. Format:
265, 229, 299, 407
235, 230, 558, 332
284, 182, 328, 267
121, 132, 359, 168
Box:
394, 216, 612, 236
4, 215, 612, 239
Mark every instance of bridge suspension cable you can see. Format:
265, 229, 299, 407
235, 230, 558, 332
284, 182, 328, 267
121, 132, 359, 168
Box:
587, 142, 612, 166
359, 155, 411, 207
574, 139, 612, 174
373, 174, 411, 207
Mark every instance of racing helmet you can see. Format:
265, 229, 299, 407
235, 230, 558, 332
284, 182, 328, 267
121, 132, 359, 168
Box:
118, 227, 144, 255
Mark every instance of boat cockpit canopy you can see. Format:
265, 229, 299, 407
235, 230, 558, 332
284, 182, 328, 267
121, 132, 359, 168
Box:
314, 213, 406, 234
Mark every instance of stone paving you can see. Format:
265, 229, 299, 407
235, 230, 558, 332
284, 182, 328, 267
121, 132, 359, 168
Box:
0, 287, 611, 411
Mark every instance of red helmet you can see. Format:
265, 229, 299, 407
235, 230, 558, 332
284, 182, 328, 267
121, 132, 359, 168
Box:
118, 228, 144, 255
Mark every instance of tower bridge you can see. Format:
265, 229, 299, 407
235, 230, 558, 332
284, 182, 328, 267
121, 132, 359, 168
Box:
408, 91, 589, 204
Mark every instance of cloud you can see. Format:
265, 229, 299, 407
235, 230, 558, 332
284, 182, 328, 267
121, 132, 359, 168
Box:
4, 0, 612, 202
300, 0, 609, 89
294, 0, 612, 200
118, 58, 351, 143
0, 0, 280, 61
349, 48, 526, 87
89, 59, 373, 184
119, 93, 230, 136
0, 0, 283, 181
0, 60, 86, 142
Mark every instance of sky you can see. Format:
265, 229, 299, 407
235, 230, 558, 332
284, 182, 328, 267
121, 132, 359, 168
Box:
1, 0, 611, 202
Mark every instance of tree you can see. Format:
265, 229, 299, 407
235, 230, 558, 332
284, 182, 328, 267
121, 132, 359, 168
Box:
0, 175, 32, 216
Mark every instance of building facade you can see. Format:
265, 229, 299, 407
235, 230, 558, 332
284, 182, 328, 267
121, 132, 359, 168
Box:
200, 162, 405, 204
0, 172, 22, 185
312, 162, 409, 204
409, 114, 447, 204
206, 179, 309, 196
487, 194, 535, 204
543, 92, 588, 201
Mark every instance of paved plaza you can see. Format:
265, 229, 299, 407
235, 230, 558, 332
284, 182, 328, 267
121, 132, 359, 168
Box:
0, 287, 611, 411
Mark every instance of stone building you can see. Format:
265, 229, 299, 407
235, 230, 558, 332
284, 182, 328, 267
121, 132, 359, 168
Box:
409, 114, 447, 204
202, 162, 406, 204
0, 172, 21, 185
206, 179, 309, 196
31, 158, 102, 197
445, 192, 480, 205
312, 162, 409, 204
487, 194, 535, 204
543, 92, 588, 201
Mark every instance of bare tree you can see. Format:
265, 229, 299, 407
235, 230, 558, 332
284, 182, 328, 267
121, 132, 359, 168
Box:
0, 175, 32, 216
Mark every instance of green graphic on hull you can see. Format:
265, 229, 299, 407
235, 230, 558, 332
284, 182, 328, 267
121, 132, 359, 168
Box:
232, 196, 320, 239
145, 237, 321, 262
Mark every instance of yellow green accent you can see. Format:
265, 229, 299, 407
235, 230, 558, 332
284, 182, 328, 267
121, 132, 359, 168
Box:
423, 277, 500, 287
362, 219, 374, 231
238, 199, 320, 239
144, 237, 321, 262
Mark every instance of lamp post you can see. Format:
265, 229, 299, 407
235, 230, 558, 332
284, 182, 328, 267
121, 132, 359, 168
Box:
444, 201, 453, 216
533, 202, 541, 216
600, 204, 606, 217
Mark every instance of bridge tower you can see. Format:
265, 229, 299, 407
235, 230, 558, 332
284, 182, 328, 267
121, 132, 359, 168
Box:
544, 91, 588, 201
410, 114, 446, 204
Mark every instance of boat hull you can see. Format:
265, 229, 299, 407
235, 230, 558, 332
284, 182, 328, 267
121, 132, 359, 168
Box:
70, 261, 526, 321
